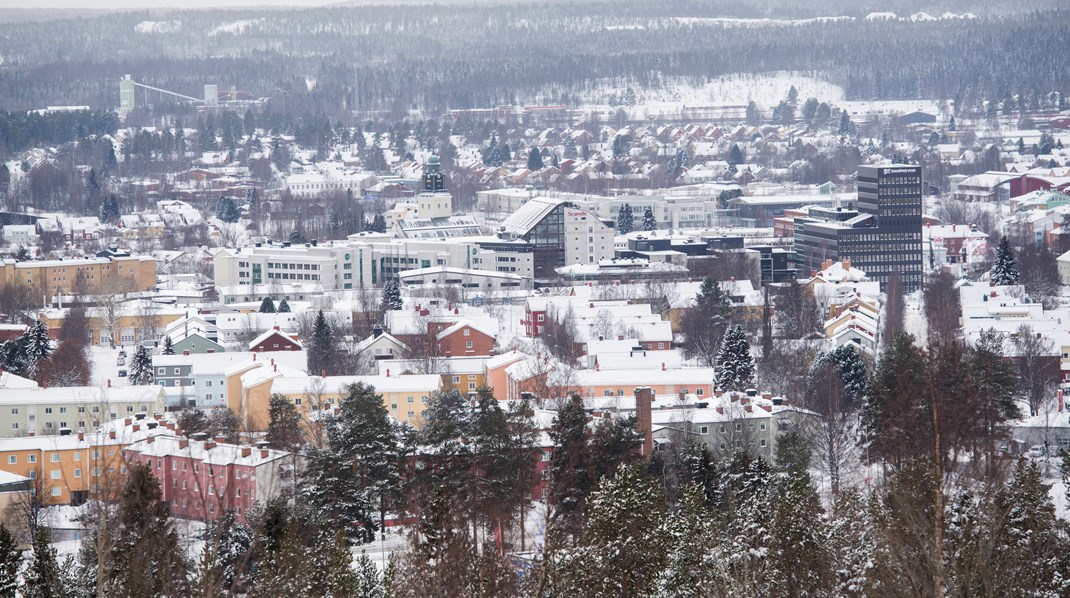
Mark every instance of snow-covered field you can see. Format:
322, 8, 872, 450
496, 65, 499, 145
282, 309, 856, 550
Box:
561, 72, 943, 121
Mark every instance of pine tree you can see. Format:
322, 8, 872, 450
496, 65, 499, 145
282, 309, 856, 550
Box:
681, 277, 734, 367
527, 146, 542, 171
548, 394, 593, 537
22, 527, 62, 598
277, 299, 291, 313
162, 335, 174, 355
0, 524, 19, 598
306, 310, 335, 377
728, 143, 745, 165
991, 235, 1020, 285
616, 203, 634, 234
259, 297, 277, 313
369, 214, 387, 233
266, 394, 303, 450
108, 462, 188, 597
642, 207, 656, 231
381, 279, 402, 312
217, 196, 240, 223
301, 447, 378, 544
991, 460, 1070, 595
22, 320, 51, 379
716, 325, 755, 391
129, 345, 153, 385
198, 507, 253, 595
562, 466, 668, 597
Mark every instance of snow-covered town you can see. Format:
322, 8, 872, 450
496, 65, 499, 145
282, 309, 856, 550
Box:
1, 0, 1070, 595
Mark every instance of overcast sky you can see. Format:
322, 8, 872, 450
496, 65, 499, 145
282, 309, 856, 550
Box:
6, 0, 341, 8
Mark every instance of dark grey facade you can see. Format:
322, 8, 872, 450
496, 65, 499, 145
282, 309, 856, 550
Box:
795, 165, 923, 290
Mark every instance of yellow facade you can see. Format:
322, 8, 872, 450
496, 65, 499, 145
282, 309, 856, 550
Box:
0, 435, 130, 505
0, 256, 157, 297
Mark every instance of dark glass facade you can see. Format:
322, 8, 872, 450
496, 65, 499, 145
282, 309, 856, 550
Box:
795, 165, 923, 291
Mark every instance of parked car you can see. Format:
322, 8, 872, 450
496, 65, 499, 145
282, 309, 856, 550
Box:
117, 369, 128, 378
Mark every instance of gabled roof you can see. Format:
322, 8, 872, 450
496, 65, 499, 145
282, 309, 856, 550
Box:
247, 328, 302, 350
436, 319, 497, 341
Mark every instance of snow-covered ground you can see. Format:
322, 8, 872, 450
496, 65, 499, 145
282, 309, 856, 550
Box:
556, 72, 943, 121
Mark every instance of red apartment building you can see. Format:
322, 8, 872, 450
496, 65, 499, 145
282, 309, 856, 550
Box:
123, 434, 293, 522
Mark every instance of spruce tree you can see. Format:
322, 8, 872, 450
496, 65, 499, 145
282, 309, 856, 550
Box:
330, 383, 402, 510
715, 325, 755, 391
129, 345, 153, 385
616, 203, 634, 234
527, 146, 542, 171
277, 299, 291, 313
23, 320, 52, 379
259, 297, 277, 313
0, 524, 19, 598
548, 395, 593, 536
266, 394, 303, 450
217, 196, 240, 223
991, 235, 1020, 285
307, 310, 335, 377
381, 279, 402, 312
642, 207, 657, 231
108, 462, 188, 597
162, 335, 174, 355
301, 448, 378, 544
22, 527, 62, 598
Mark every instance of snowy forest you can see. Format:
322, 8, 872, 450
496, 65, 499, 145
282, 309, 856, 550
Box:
0, 1, 1068, 114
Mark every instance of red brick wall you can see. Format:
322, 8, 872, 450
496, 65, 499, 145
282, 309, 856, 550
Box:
440, 326, 495, 357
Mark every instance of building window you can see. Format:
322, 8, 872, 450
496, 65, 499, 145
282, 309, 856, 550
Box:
51, 487, 62, 497
74, 468, 81, 478
463, 328, 470, 336
466, 341, 473, 349
50, 470, 61, 480
6, 456, 14, 464
50, 454, 60, 463
700, 426, 709, 434
452, 376, 460, 384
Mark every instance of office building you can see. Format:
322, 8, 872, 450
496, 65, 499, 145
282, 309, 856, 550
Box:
795, 165, 923, 290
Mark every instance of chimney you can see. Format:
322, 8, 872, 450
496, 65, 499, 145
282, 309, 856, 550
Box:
108, 430, 116, 440
454, 308, 459, 315
179, 438, 189, 449
253, 353, 257, 361
107, 379, 112, 388
132, 424, 140, 433
273, 363, 277, 372
124, 418, 132, 426
183, 350, 190, 356
274, 325, 280, 331
661, 362, 666, 371
386, 369, 391, 377
214, 435, 227, 444
321, 369, 326, 378
204, 440, 216, 450
77, 431, 84, 441
260, 449, 269, 458
27, 430, 34, 437
634, 387, 654, 457
241, 446, 252, 457
146, 435, 155, 444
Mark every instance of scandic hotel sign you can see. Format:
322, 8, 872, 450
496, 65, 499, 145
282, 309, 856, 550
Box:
882, 167, 918, 175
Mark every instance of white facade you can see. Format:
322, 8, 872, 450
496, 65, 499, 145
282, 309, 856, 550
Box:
214, 235, 535, 293
563, 207, 614, 266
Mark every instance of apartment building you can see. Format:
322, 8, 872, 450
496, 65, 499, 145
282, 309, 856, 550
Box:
0, 254, 157, 296
0, 418, 171, 505
213, 236, 534, 298
123, 434, 293, 522
0, 385, 165, 439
